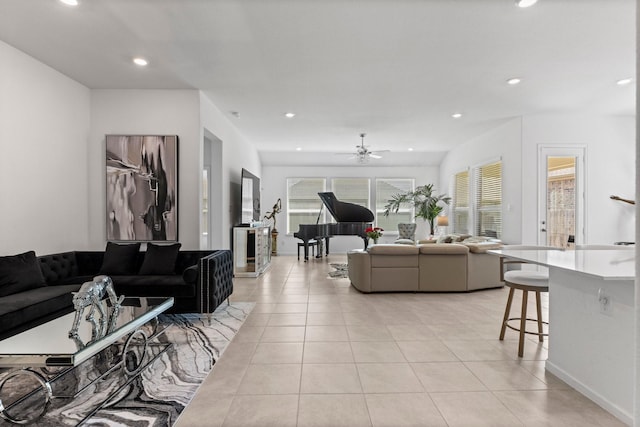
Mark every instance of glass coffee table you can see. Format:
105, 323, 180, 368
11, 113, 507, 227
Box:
0, 296, 174, 425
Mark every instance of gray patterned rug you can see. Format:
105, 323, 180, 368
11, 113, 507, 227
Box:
0, 302, 253, 427
329, 263, 349, 279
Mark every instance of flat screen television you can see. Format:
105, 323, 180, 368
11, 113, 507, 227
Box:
240, 168, 261, 225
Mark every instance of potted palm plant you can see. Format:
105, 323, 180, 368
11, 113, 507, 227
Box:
383, 184, 451, 237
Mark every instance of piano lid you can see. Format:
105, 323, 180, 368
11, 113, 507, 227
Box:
318, 192, 374, 223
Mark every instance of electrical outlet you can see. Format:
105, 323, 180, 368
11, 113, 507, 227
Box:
598, 288, 612, 314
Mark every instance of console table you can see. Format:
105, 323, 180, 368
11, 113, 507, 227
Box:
489, 249, 634, 425
233, 226, 271, 277
0, 296, 174, 424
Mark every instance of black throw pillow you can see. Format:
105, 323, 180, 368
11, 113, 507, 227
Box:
0, 251, 47, 297
139, 243, 182, 275
99, 242, 141, 275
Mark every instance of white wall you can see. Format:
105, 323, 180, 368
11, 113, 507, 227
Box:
261, 165, 440, 255
89, 90, 201, 249
522, 114, 635, 245
440, 114, 635, 246
0, 41, 91, 255
439, 118, 523, 244
199, 92, 261, 249
88, 91, 261, 251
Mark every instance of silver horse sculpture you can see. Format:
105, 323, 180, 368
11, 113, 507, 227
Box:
68, 275, 125, 348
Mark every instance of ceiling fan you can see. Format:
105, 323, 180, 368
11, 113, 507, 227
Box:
337, 133, 390, 163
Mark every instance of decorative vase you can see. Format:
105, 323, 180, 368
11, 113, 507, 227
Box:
372, 238, 378, 244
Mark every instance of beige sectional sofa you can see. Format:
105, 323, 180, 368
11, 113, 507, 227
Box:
347, 242, 503, 293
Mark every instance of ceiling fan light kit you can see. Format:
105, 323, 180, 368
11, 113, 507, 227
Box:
337, 133, 390, 164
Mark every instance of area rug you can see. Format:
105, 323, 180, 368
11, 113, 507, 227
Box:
328, 263, 349, 279
0, 302, 253, 427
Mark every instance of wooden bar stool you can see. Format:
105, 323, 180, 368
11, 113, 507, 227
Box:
498, 245, 558, 357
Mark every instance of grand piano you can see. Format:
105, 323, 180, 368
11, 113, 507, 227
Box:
293, 192, 374, 261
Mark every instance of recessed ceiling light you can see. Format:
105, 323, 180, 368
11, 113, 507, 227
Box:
616, 78, 633, 86
408, 148, 414, 152
285, 112, 296, 118
452, 113, 463, 119
133, 57, 148, 66
507, 78, 522, 85
516, 0, 538, 8
60, 0, 78, 6
296, 147, 302, 151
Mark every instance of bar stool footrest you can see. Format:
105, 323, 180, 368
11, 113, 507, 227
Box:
504, 317, 549, 337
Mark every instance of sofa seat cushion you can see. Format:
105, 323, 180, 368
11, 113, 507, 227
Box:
111, 275, 195, 298
0, 284, 80, 335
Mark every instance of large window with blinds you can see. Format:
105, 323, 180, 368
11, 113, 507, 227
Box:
452, 171, 469, 234
330, 178, 370, 217
474, 160, 502, 238
375, 178, 415, 232
286, 178, 326, 234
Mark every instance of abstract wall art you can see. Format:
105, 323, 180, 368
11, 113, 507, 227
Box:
106, 135, 178, 242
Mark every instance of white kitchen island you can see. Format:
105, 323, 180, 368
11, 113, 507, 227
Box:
489, 248, 635, 425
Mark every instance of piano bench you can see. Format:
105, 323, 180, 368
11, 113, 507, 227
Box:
298, 240, 318, 260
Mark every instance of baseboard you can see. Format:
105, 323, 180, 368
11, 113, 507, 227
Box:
545, 361, 632, 426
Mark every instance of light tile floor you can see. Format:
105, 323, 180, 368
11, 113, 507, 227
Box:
176, 254, 625, 427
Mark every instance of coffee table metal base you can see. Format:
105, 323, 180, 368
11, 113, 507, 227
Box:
0, 323, 171, 425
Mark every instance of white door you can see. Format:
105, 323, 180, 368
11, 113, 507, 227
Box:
538, 146, 585, 247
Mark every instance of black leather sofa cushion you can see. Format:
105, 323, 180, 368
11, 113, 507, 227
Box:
0, 284, 80, 338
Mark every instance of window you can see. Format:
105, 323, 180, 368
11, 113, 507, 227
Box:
474, 160, 502, 238
452, 171, 469, 234
330, 178, 370, 216
375, 178, 415, 232
286, 178, 326, 234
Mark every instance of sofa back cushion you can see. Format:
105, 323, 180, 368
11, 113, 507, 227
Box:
368, 244, 419, 268
99, 242, 141, 275
139, 243, 182, 275
0, 251, 47, 297
38, 252, 80, 284
418, 244, 469, 255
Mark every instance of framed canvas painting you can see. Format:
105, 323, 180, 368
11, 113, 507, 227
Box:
106, 135, 178, 242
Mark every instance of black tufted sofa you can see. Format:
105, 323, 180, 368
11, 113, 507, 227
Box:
0, 250, 233, 340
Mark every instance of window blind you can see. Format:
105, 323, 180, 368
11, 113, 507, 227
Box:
375, 178, 414, 231
452, 171, 469, 234
474, 161, 502, 238
331, 178, 370, 212
286, 178, 326, 234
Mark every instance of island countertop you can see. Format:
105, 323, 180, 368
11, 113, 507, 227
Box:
488, 248, 635, 281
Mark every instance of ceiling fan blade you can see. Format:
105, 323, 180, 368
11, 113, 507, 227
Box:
371, 150, 390, 154
369, 154, 382, 159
